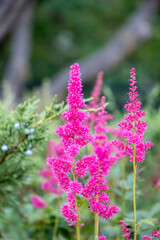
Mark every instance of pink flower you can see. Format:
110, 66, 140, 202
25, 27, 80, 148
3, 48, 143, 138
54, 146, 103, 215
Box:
142, 235, 153, 240
83, 96, 119, 220
61, 202, 77, 225
99, 235, 106, 240
38, 168, 53, 178
41, 180, 62, 194
55, 63, 91, 157
157, 179, 160, 189
115, 68, 153, 162
120, 220, 131, 240
86, 71, 103, 127
151, 229, 160, 238
48, 63, 92, 225
141, 229, 160, 240
30, 195, 46, 208
75, 155, 96, 177
48, 64, 119, 228
47, 139, 57, 158
91, 71, 103, 105
48, 157, 71, 191
68, 180, 83, 195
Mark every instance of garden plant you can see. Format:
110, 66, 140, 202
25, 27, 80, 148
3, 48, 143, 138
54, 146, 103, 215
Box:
0, 63, 160, 240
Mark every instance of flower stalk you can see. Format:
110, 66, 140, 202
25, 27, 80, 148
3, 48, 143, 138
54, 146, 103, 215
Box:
95, 213, 99, 240
73, 156, 81, 240
52, 215, 59, 240
121, 157, 126, 218
133, 143, 137, 240
114, 68, 153, 240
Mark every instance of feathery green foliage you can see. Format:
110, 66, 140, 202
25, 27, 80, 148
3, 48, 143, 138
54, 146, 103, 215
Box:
0, 96, 66, 209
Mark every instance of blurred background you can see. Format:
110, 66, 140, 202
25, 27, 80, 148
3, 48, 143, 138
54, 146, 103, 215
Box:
0, 0, 160, 239
0, 0, 160, 109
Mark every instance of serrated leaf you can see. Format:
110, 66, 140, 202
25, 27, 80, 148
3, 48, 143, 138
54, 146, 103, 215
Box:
124, 218, 135, 224
137, 218, 155, 228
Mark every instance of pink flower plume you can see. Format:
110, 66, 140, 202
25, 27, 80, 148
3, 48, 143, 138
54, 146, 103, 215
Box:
30, 195, 46, 208
114, 68, 153, 163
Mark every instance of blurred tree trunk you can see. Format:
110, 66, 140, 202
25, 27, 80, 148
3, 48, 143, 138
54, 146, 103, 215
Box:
0, 0, 28, 42
3, 0, 35, 102
0, 0, 36, 103
50, 0, 158, 98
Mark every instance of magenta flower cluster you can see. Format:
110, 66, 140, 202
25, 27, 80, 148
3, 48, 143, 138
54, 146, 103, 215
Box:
120, 220, 131, 240
55, 63, 90, 157
120, 221, 160, 240
113, 68, 153, 162
47, 63, 119, 229
142, 229, 160, 240
83, 96, 119, 219
48, 63, 92, 226
26, 60, 158, 240
99, 236, 107, 240
41, 63, 155, 240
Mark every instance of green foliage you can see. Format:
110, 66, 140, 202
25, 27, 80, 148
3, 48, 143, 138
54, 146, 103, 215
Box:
0, 96, 66, 209
137, 219, 155, 228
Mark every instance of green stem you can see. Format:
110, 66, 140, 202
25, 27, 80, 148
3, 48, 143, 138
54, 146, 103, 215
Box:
52, 215, 59, 240
95, 213, 99, 240
75, 194, 81, 240
121, 157, 126, 218
133, 143, 137, 240
73, 157, 81, 240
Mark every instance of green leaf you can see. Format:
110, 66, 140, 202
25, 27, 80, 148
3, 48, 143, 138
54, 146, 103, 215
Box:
150, 203, 160, 217
124, 218, 135, 224
137, 219, 155, 228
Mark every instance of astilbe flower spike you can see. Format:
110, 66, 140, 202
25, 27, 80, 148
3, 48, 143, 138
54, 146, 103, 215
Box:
83, 96, 120, 240
120, 220, 131, 240
55, 63, 90, 157
86, 71, 103, 128
84, 73, 122, 239
86, 71, 124, 144
91, 71, 103, 104
48, 63, 93, 240
113, 68, 153, 162
47, 64, 120, 240
114, 68, 153, 240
